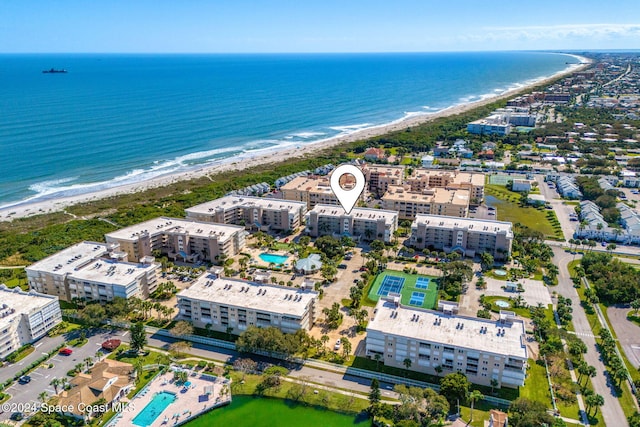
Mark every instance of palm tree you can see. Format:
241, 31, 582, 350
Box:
469, 389, 484, 421
38, 391, 48, 404
84, 356, 93, 370
490, 378, 499, 395
631, 299, 640, 316
374, 353, 381, 370
586, 393, 605, 415
434, 365, 443, 378
75, 363, 84, 374
50, 378, 61, 394
320, 335, 329, 352
403, 358, 412, 376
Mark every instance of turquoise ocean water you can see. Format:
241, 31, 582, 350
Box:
0, 52, 574, 207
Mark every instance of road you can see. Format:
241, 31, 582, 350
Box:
606, 305, 640, 369
553, 247, 628, 426
535, 175, 577, 241
139, 332, 399, 399
0, 329, 120, 421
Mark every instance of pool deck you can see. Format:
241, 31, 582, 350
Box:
111, 368, 231, 427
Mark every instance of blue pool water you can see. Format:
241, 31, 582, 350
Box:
133, 391, 177, 427
259, 253, 289, 265
495, 300, 511, 308
494, 269, 508, 277
0, 53, 575, 207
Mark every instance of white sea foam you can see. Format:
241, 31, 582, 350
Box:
329, 123, 373, 133
291, 131, 326, 139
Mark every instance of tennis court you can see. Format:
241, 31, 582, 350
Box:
415, 277, 430, 289
409, 292, 426, 306
368, 270, 439, 309
377, 275, 405, 297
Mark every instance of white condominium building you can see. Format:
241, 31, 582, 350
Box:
382, 185, 469, 220
407, 169, 485, 203
176, 274, 318, 334
410, 214, 513, 260
26, 241, 159, 302
366, 299, 527, 388
306, 204, 398, 242
105, 217, 245, 263
280, 176, 340, 209
185, 195, 307, 232
0, 285, 62, 360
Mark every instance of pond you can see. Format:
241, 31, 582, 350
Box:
183, 395, 369, 427
495, 300, 511, 308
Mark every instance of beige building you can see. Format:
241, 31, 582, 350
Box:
176, 273, 318, 334
366, 299, 527, 388
410, 214, 513, 259
0, 285, 62, 360
306, 204, 398, 242
280, 175, 339, 209
185, 195, 307, 232
57, 359, 134, 420
26, 241, 159, 302
105, 217, 245, 264
407, 169, 485, 203
363, 165, 405, 196
382, 185, 469, 220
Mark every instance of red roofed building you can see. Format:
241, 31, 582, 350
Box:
364, 147, 387, 161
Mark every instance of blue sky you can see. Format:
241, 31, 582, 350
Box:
2, 0, 640, 53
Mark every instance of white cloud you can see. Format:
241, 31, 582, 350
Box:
480, 23, 640, 41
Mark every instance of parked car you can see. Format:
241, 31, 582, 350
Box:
10, 412, 24, 421
334, 339, 341, 350
18, 375, 31, 384
337, 264, 347, 269
59, 347, 73, 355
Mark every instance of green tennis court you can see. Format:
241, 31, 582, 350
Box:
368, 269, 439, 309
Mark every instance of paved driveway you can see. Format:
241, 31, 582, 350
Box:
484, 277, 553, 307
607, 305, 640, 369
0, 329, 124, 421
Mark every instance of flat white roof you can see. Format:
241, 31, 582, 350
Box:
0, 285, 58, 329
413, 214, 513, 236
280, 176, 333, 194
186, 195, 306, 216
69, 259, 156, 286
105, 217, 244, 242
310, 204, 398, 225
25, 241, 110, 276
177, 274, 318, 318
369, 300, 527, 359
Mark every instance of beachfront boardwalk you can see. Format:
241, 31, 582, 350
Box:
111, 367, 231, 427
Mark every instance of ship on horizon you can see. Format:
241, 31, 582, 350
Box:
42, 68, 67, 74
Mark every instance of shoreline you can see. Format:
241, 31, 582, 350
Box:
0, 54, 591, 222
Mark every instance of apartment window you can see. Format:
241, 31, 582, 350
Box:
494, 363, 500, 367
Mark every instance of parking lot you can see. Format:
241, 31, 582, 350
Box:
0, 329, 129, 421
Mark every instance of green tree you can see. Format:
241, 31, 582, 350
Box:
170, 320, 194, 337
80, 303, 106, 327
439, 372, 470, 407
469, 389, 484, 421
130, 322, 147, 352
368, 378, 381, 412
341, 337, 352, 358
585, 393, 604, 415
508, 397, 553, 427
479, 252, 494, 272
631, 299, 640, 316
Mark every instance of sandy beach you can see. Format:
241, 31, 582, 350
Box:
0, 55, 590, 222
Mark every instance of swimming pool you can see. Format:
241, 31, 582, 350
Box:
133, 391, 176, 427
259, 253, 289, 265
494, 269, 507, 277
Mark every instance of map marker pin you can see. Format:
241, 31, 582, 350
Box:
330, 164, 366, 215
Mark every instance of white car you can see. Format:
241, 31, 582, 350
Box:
334, 339, 341, 350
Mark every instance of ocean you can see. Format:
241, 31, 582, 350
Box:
0, 52, 574, 207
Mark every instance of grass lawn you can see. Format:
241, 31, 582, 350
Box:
483, 296, 532, 318
229, 372, 369, 415
367, 269, 438, 310
7, 345, 35, 363
520, 359, 552, 405
485, 184, 563, 239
